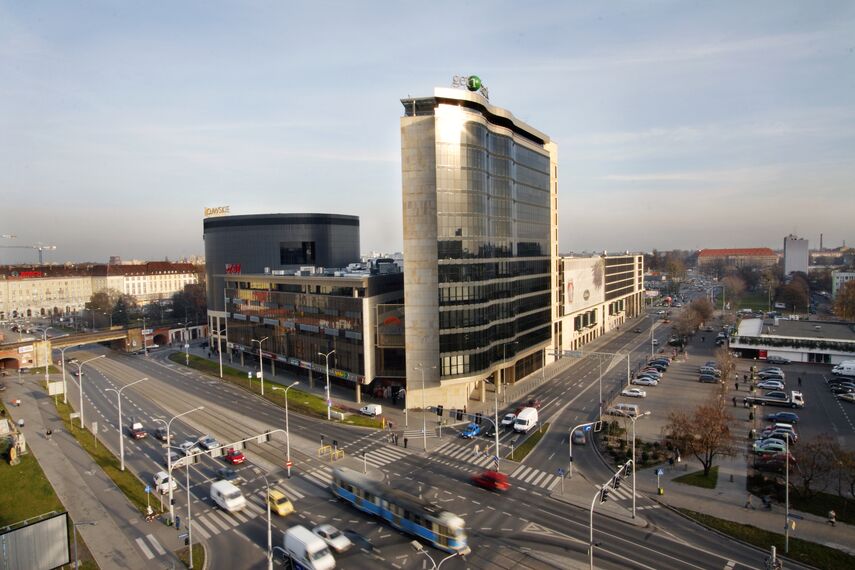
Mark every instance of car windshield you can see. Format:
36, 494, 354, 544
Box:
224, 491, 241, 500
328, 530, 342, 539
275, 497, 290, 505
309, 546, 332, 561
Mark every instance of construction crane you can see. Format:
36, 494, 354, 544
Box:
0, 242, 58, 264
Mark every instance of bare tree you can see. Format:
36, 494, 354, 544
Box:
665, 402, 737, 477
715, 347, 737, 388
690, 297, 715, 324
841, 448, 855, 501
834, 281, 855, 321
791, 435, 836, 498
721, 275, 747, 301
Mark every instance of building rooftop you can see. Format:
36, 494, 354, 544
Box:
740, 317, 855, 342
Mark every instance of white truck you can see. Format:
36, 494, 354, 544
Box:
283, 525, 336, 570
832, 361, 855, 377
513, 407, 539, 433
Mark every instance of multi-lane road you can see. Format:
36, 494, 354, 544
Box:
54, 312, 814, 569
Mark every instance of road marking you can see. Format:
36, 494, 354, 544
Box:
135, 537, 154, 559
195, 515, 219, 535
208, 511, 233, 530
147, 534, 166, 555
191, 521, 210, 540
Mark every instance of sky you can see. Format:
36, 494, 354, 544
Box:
1, 1, 854, 264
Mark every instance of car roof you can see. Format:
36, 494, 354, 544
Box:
268, 489, 288, 500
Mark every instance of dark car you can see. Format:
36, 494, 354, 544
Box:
830, 385, 855, 395
526, 398, 543, 409
216, 466, 245, 485
766, 356, 791, 365
634, 328, 642, 333
646, 363, 667, 373
698, 374, 718, 383
766, 412, 799, 424
829, 377, 855, 386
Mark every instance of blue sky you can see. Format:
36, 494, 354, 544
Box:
1, 1, 853, 263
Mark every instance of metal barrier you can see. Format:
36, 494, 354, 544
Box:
318, 445, 331, 457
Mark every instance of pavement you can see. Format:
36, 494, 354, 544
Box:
3, 377, 185, 569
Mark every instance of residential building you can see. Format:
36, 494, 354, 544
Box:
832, 270, 855, 298
400, 85, 558, 408
783, 235, 809, 275
697, 248, 778, 272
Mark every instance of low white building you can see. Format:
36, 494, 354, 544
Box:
730, 317, 855, 365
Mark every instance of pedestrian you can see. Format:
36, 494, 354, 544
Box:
175, 515, 181, 530
732, 396, 737, 407
828, 510, 836, 526
744, 494, 754, 509
701, 336, 705, 343
743, 373, 748, 382
735, 382, 739, 391
798, 377, 802, 388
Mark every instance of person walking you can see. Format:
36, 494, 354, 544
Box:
732, 396, 737, 407
798, 376, 802, 388
828, 510, 836, 526
744, 494, 754, 509
735, 382, 739, 391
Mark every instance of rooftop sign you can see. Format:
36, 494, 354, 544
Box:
452, 75, 489, 100
204, 206, 230, 217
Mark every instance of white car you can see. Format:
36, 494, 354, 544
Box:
838, 392, 855, 404
179, 440, 200, 455
199, 436, 220, 451
621, 388, 647, 398
651, 339, 659, 346
312, 524, 352, 553
632, 377, 658, 386
153, 471, 177, 494
500, 413, 517, 428
757, 380, 785, 391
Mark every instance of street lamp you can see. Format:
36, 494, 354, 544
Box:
58, 346, 75, 404
153, 406, 204, 522
214, 326, 226, 379
73, 355, 106, 429
72, 521, 97, 570
271, 381, 299, 478
616, 410, 650, 518
104, 377, 148, 471
252, 337, 269, 396
36, 326, 53, 385
318, 350, 335, 420
414, 362, 436, 452
263, 474, 273, 570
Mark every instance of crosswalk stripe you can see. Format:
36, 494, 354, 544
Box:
523, 469, 540, 483
545, 475, 559, 490
531, 471, 548, 486
516, 466, 534, 480
245, 499, 265, 516
191, 521, 210, 540
434, 441, 452, 453
230, 509, 249, 523
510, 464, 526, 477
196, 515, 220, 535
208, 511, 233, 530
146, 534, 166, 555
135, 537, 154, 560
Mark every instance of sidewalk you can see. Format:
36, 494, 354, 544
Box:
636, 454, 855, 556
4, 379, 183, 569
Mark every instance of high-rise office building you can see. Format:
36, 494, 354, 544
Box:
400, 85, 558, 408
783, 234, 809, 275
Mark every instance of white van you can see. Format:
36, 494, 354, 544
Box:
284, 525, 336, 570
607, 403, 640, 418
832, 362, 855, 377
359, 404, 382, 417
210, 480, 247, 512
513, 407, 539, 433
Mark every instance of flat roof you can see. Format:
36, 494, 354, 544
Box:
748, 318, 855, 342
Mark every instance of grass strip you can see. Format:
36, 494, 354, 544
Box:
53, 399, 149, 512
673, 466, 719, 489
177, 543, 205, 568
169, 353, 382, 429
678, 509, 855, 570
507, 422, 550, 461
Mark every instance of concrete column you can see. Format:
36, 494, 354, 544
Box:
355, 382, 361, 404
309, 368, 314, 389
240, 351, 244, 366
271, 359, 275, 377
480, 379, 486, 402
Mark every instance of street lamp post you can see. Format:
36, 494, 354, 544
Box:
153, 406, 204, 522
72, 521, 97, 570
37, 326, 53, 386
263, 474, 273, 570
252, 337, 269, 396
318, 350, 335, 420
617, 410, 650, 518
104, 377, 148, 471
785, 437, 790, 554
185, 459, 195, 569
215, 326, 226, 379
58, 346, 74, 404
73, 355, 106, 429
499, 341, 519, 403
415, 363, 436, 452
271, 381, 299, 478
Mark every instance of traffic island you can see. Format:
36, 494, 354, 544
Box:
176, 543, 205, 569
506, 422, 550, 461
673, 466, 719, 489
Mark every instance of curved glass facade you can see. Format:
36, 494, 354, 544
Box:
435, 118, 552, 378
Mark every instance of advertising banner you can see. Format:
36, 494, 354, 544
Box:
563, 257, 605, 314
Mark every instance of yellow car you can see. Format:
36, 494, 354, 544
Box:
267, 490, 295, 516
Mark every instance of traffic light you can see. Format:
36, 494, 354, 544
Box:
625, 462, 633, 476
475, 412, 482, 425
613, 477, 621, 490
600, 488, 610, 503
593, 420, 603, 432
436, 405, 444, 417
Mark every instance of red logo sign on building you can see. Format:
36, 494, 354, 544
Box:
225, 264, 242, 274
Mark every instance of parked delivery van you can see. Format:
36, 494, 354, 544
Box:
513, 407, 539, 433
210, 480, 247, 512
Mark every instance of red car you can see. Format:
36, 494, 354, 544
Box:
526, 398, 543, 410
224, 448, 245, 465
471, 470, 510, 492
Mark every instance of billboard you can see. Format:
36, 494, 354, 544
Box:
0, 512, 69, 570
563, 257, 605, 314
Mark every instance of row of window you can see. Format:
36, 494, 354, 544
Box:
438, 259, 550, 283
439, 293, 550, 329
439, 276, 550, 306
439, 309, 551, 353
439, 324, 551, 377
437, 239, 549, 260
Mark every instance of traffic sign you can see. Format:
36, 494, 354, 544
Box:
656, 468, 665, 476
286, 460, 293, 468
557, 468, 565, 476
145, 485, 152, 494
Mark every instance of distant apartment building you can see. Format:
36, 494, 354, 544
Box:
0, 262, 198, 320
783, 235, 809, 275
557, 254, 645, 350
697, 248, 778, 272
832, 270, 855, 298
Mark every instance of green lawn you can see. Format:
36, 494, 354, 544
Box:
674, 466, 719, 489
169, 353, 382, 429
177, 543, 205, 568
732, 292, 770, 311
789, 492, 855, 526
53, 399, 149, 513
679, 509, 855, 570
507, 423, 550, 461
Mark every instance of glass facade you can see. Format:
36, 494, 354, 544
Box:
435, 119, 552, 379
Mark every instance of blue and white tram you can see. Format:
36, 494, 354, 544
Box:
331, 467, 468, 553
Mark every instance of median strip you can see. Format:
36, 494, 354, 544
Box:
507, 422, 550, 461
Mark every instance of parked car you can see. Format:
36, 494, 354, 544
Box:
461, 422, 482, 438
830, 384, 855, 395
699, 366, 721, 377
199, 436, 220, 451
753, 440, 787, 454
621, 388, 646, 398
698, 374, 718, 383
760, 367, 785, 375
765, 412, 799, 424
757, 380, 785, 391
632, 377, 658, 386
312, 524, 352, 553
838, 392, 855, 404
758, 371, 785, 381
471, 470, 510, 492
224, 448, 245, 465
500, 413, 516, 428
766, 356, 791, 365
359, 404, 382, 417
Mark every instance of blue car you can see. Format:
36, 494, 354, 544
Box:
765, 412, 799, 424
461, 422, 482, 438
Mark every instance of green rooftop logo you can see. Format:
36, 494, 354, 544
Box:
466, 75, 482, 92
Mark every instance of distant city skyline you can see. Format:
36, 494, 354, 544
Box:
1, 1, 853, 264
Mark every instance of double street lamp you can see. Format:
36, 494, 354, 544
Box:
616, 409, 650, 519
414, 362, 436, 452
73, 355, 106, 429
104, 377, 148, 471
252, 337, 269, 396
271, 381, 299, 478
153, 406, 204, 522
318, 350, 335, 420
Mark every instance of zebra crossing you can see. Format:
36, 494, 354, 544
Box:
595, 482, 635, 504
508, 464, 561, 491
433, 441, 501, 470
357, 443, 410, 469
301, 465, 334, 489
188, 484, 305, 540
134, 534, 166, 560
